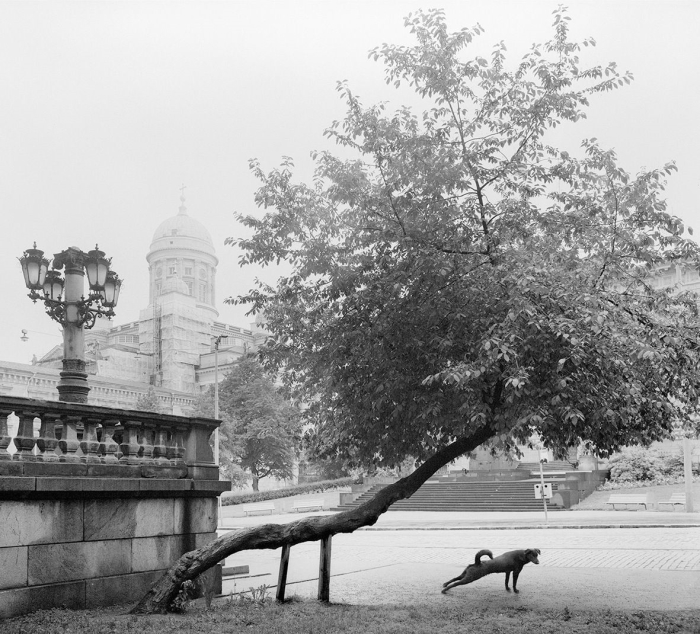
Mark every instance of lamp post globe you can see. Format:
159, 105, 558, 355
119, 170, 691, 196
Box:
18, 243, 122, 403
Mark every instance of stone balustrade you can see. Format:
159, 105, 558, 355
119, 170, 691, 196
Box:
0, 395, 222, 482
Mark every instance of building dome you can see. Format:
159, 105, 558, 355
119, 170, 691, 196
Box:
149, 197, 217, 260
146, 192, 219, 313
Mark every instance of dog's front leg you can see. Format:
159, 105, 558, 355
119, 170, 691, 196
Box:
512, 567, 522, 593
505, 571, 511, 592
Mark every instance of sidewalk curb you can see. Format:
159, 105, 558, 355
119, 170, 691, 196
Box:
220, 522, 700, 532
357, 523, 700, 531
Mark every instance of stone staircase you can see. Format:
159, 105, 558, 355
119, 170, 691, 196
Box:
334, 478, 566, 513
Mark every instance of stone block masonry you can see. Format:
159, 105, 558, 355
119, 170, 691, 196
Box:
0, 494, 223, 618
0, 395, 229, 619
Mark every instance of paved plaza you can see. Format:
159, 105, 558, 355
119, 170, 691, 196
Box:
217, 510, 700, 612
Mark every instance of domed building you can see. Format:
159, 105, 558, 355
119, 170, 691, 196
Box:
1, 193, 267, 412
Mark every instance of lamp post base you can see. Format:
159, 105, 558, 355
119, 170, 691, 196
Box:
57, 359, 90, 404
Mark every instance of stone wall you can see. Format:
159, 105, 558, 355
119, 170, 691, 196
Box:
550, 470, 610, 508
0, 492, 218, 617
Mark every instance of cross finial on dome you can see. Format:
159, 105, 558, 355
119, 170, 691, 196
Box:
178, 184, 187, 215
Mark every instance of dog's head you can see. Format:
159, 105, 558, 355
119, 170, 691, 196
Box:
525, 548, 540, 565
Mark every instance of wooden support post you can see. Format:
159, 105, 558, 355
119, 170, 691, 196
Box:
317, 535, 332, 602
276, 544, 291, 603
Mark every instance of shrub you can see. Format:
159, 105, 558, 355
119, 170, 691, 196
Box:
659, 451, 684, 476
608, 447, 686, 484
608, 448, 662, 483
221, 477, 353, 506
599, 474, 700, 490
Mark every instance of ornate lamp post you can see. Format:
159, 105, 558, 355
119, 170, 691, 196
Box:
19, 244, 122, 403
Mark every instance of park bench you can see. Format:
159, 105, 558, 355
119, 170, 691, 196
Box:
292, 499, 325, 512
242, 502, 276, 516
605, 493, 648, 510
222, 565, 250, 577
657, 493, 687, 510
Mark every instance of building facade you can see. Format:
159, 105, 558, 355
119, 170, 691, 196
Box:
0, 195, 266, 413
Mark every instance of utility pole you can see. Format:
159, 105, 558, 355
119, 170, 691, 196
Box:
683, 436, 695, 513
538, 455, 548, 523
212, 335, 225, 466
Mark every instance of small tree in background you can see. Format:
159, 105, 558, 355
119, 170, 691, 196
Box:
221, 357, 301, 491
135, 386, 163, 414
194, 357, 301, 491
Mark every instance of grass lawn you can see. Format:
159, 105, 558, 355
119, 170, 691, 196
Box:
3, 599, 700, 634
572, 480, 700, 511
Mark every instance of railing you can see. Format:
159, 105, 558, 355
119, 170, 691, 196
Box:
0, 395, 220, 479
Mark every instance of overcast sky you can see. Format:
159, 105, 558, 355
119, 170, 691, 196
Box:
1, 0, 698, 365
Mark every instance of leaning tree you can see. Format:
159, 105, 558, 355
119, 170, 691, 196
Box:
132, 7, 700, 613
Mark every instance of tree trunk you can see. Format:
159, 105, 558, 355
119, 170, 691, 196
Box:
130, 426, 492, 614
252, 475, 259, 492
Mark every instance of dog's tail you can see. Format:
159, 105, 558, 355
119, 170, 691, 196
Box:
474, 549, 494, 565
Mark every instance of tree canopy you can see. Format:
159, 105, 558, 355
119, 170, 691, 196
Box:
134, 8, 700, 613
231, 7, 700, 469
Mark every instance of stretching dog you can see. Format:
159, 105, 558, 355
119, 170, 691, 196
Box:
441, 548, 540, 594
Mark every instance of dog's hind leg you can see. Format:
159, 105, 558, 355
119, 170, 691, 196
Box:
441, 576, 473, 594
442, 573, 465, 588
442, 566, 485, 594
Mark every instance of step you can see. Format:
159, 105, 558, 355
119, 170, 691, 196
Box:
336, 479, 568, 513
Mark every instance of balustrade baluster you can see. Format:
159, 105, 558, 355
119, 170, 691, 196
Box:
36, 412, 60, 462
152, 424, 169, 464
166, 425, 186, 466
0, 408, 13, 460
164, 429, 175, 462
100, 419, 121, 463
58, 415, 83, 463
119, 420, 142, 465
140, 421, 155, 465
13, 410, 39, 461
80, 416, 102, 463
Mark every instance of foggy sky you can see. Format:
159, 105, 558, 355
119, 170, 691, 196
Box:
1, 0, 698, 365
